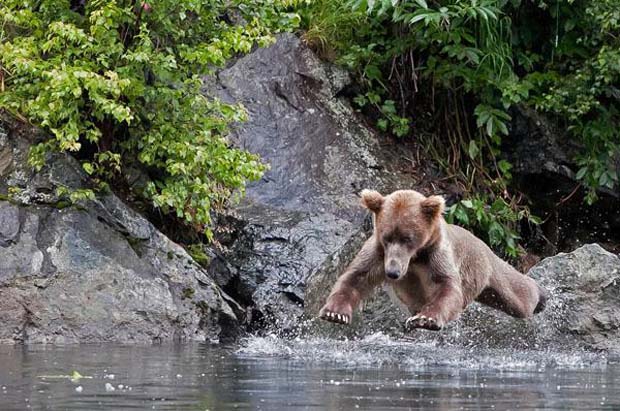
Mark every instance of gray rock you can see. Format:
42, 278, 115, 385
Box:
0, 118, 240, 344
528, 243, 620, 350
507, 105, 618, 199
505, 106, 620, 255
0, 202, 20, 246
506, 105, 577, 178
206, 34, 416, 332
214, 204, 363, 331
210, 34, 407, 221
441, 243, 620, 351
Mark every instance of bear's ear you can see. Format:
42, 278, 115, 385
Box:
360, 189, 384, 213
421, 195, 445, 220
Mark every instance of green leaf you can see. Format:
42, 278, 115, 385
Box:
453, 205, 469, 224
461, 199, 474, 209
82, 162, 94, 175
468, 140, 479, 159
599, 171, 611, 188
498, 160, 512, 174
529, 215, 542, 225
575, 167, 588, 180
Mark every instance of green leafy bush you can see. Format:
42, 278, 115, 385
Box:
0, 0, 299, 239
298, 0, 620, 254
446, 195, 541, 257
522, 0, 620, 204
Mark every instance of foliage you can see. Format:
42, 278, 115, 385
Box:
56, 185, 97, 206
353, 92, 410, 136
186, 244, 211, 267
446, 195, 541, 257
298, 0, 620, 255
297, 0, 365, 60
522, 0, 620, 204
0, 0, 300, 239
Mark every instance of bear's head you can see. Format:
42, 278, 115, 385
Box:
360, 189, 444, 281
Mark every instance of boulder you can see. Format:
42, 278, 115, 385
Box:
205, 34, 415, 331
0, 117, 240, 344
528, 243, 620, 351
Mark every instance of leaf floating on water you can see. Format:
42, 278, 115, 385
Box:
37, 370, 93, 382
70, 370, 84, 382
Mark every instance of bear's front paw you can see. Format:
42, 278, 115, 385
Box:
319, 308, 351, 325
405, 314, 442, 331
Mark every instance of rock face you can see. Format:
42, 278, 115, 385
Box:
505, 106, 577, 178
206, 34, 414, 331
205, 35, 620, 348
506, 106, 620, 255
0, 118, 239, 344
2, 32, 618, 351
307, 243, 620, 351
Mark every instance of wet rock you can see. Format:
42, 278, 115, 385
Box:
0, 118, 239, 344
213, 204, 361, 331
0, 202, 19, 247
441, 243, 620, 351
505, 105, 578, 178
505, 106, 620, 255
206, 34, 414, 332
528, 243, 620, 350
210, 34, 406, 221
507, 105, 618, 200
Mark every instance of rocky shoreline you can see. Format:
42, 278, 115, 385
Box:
1, 34, 619, 351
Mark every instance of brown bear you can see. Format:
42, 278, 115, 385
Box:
319, 189, 546, 331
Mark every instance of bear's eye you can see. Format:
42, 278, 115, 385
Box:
382, 234, 393, 244
403, 235, 415, 244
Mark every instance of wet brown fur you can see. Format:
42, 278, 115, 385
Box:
319, 189, 547, 330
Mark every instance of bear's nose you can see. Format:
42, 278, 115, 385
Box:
385, 268, 400, 280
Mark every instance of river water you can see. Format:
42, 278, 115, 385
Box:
1, 333, 618, 410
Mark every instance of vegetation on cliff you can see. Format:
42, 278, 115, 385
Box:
0, 0, 298, 239
1, 0, 618, 254
298, 0, 620, 256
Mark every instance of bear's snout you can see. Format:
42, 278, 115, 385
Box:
385, 260, 402, 280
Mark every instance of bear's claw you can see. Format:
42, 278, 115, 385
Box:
405, 314, 442, 331
319, 310, 350, 325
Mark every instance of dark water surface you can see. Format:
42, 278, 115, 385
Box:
1, 333, 619, 410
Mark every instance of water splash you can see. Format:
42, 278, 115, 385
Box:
236, 332, 607, 370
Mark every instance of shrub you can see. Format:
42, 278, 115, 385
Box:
522, 0, 620, 204
298, 0, 620, 255
0, 0, 300, 239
